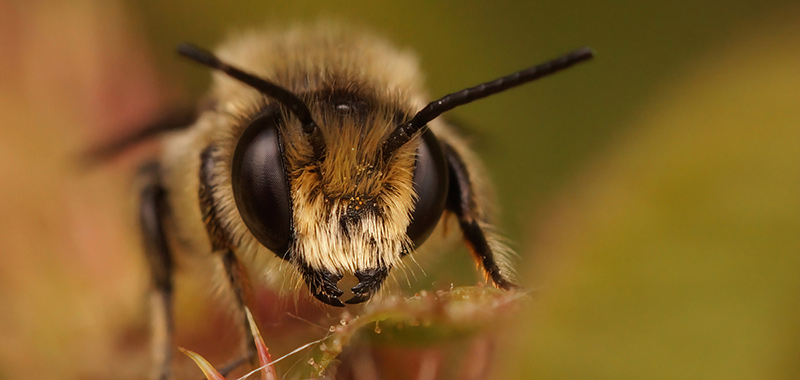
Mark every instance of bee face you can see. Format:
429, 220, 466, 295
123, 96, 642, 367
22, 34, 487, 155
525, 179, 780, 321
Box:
230, 86, 449, 304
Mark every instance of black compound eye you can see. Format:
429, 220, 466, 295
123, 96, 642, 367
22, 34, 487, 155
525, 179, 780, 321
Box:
406, 128, 449, 247
232, 112, 292, 257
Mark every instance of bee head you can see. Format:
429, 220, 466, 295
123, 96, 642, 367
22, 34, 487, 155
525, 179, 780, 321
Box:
229, 86, 449, 306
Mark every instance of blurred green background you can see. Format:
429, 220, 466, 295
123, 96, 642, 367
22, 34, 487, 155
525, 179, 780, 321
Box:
0, 0, 797, 379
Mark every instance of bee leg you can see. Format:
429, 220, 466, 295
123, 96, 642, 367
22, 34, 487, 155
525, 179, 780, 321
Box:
198, 145, 256, 375
217, 249, 258, 375
199, 252, 255, 377
442, 145, 517, 290
138, 163, 175, 380
199, 145, 259, 373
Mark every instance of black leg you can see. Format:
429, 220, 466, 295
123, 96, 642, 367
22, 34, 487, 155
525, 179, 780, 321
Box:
442, 144, 517, 290
220, 249, 256, 371
199, 146, 256, 373
138, 163, 174, 380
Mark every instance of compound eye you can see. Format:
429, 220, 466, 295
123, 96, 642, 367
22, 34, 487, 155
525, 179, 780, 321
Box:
232, 112, 292, 257
406, 128, 449, 247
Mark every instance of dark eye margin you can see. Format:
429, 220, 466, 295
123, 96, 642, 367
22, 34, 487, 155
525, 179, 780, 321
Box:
231, 108, 294, 259
405, 128, 449, 247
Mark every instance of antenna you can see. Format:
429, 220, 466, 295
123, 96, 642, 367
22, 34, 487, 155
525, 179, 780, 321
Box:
382, 47, 595, 161
178, 43, 326, 160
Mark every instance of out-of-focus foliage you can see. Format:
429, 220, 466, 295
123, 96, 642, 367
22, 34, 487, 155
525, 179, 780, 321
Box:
0, 0, 797, 379
499, 13, 800, 379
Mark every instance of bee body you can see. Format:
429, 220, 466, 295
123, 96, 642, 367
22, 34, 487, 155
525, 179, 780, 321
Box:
101, 23, 593, 379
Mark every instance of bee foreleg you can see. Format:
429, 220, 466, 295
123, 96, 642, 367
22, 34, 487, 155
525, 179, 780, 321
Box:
442, 145, 517, 290
219, 249, 257, 371
138, 163, 175, 380
200, 146, 257, 373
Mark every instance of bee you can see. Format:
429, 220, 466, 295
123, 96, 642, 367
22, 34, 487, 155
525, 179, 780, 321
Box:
88, 24, 592, 380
